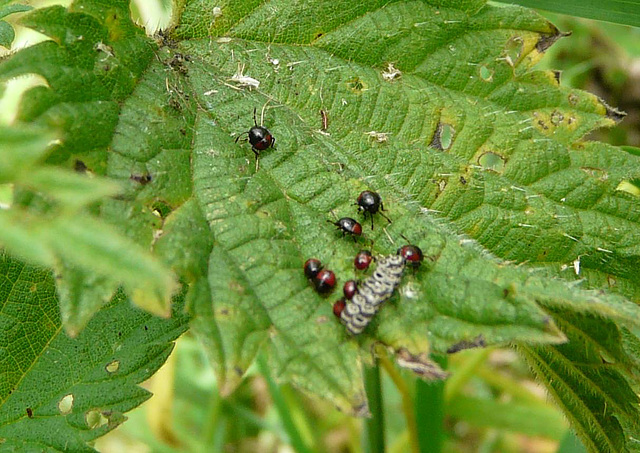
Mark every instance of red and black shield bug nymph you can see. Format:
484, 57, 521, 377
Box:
397, 244, 424, 268
303, 258, 323, 280
235, 106, 275, 171
314, 269, 336, 294
354, 250, 373, 270
343, 280, 358, 300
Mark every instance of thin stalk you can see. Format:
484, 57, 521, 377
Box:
201, 387, 222, 449
375, 345, 420, 453
363, 362, 385, 453
444, 348, 491, 402
256, 354, 314, 453
415, 355, 447, 453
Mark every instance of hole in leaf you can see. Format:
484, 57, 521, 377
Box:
446, 335, 486, 354
479, 65, 493, 82
105, 360, 120, 374
502, 36, 523, 67
580, 167, 607, 181
346, 77, 366, 93
478, 152, 505, 173
151, 200, 172, 218
550, 110, 564, 126
85, 409, 108, 429
58, 394, 74, 415
567, 93, 579, 106
430, 123, 455, 150
616, 180, 640, 197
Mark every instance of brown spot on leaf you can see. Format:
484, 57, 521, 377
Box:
550, 110, 564, 126
74, 160, 88, 173
347, 77, 366, 93
395, 348, 449, 380
536, 29, 570, 53
430, 122, 454, 150
446, 335, 486, 354
352, 401, 371, 418
130, 173, 152, 185
599, 97, 626, 122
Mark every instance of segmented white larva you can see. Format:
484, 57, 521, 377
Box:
339, 254, 406, 335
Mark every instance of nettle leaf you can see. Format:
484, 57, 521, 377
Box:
0, 252, 189, 452
0, 3, 178, 333
3, 0, 640, 446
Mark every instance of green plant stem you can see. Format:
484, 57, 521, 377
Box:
445, 348, 491, 402
376, 346, 419, 453
475, 365, 547, 406
363, 362, 385, 453
256, 354, 313, 453
201, 387, 222, 450
415, 355, 447, 453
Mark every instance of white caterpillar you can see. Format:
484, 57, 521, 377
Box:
339, 254, 406, 335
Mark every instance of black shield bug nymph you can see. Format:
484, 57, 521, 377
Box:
328, 217, 363, 241
235, 106, 275, 171
356, 190, 391, 229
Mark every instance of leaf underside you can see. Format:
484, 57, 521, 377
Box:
1, 0, 640, 449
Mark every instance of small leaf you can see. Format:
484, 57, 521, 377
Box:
0, 252, 189, 451
0, 4, 32, 19
26, 167, 121, 207
0, 20, 13, 48
518, 312, 640, 453
0, 125, 54, 183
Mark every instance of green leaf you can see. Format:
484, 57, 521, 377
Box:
0, 20, 13, 48
497, 0, 640, 28
3, 0, 640, 449
518, 313, 640, 452
0, 2, 178, 331
0, 124, 179, 332
0, 3, 31, 48
447, 394, 567, 439
0, 252, 189, 451
0, 4, 32, 19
